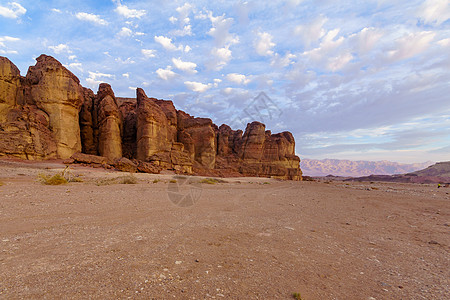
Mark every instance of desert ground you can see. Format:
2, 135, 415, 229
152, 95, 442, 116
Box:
0, 159, 449, 299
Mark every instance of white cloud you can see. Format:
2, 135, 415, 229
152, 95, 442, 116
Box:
254, 31, 275, 56
170, 3, 194, 37
0, 36, 20, 48
327, 52, 353, 72
271, 52, 296, 68
226, 73, 251, 85
123, 73, 129, 78
156, 66, 176, 81
115, 4, 146, 19
68, 55, 77, 60
184, 81, 212, 93
417, 0, 450, 25
352, 27, 383, 54
0, 49, 18, 54
294, 16, 327, 48
76, 12, 108, 26
387, 31, 436, 61
0, 2, 26, 19
141, 49, 156, 58
176, 3, 193, 23
51, 8, 61, 13
302, 28, 344, 62
172, 25, 192, 37
114, 57, 135, 64
67, 62, 83, 72
213, 78, 222, 87
117, 27, 132, 37
86, 71, 115, 88
286, 0, 305, 6
222, 87, 233, 95
48, 44, 72, 54
172, 58, 197, 74
184, 45, 192, 53
208, 12, 239, 47
209, 46, 232, 70
437, 38, 450, 47
154, 35, 183, 51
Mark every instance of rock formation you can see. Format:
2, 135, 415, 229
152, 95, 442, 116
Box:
96, 83, 122, 161
0, 55, 302, 180
26, 55, 85, 158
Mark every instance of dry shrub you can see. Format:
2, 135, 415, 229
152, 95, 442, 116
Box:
38, 173, 68, 185
96, 174, 137, 186
118, 174, 138, 184
200, 178, 227, 184
38, 166, 83, 185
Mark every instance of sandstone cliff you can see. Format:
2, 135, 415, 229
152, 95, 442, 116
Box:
0, 55, 302, 180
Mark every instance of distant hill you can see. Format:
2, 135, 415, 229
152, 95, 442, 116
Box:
345, 161, 450, 184
301, 158, 434, 177
407, 161, 450, 177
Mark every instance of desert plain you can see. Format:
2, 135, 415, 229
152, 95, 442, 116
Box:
0, 159, 449, 299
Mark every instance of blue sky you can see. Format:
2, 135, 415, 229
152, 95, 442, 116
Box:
1, 0, 449, 163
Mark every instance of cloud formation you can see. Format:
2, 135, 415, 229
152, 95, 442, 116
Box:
2, 0, 449, 163
0, 2, 26, 19
115, 3, 146, 19
75, 12, 108, 26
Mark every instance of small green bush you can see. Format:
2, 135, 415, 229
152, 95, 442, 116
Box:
292, 292, 302, 300
152, 179, 160, 183
169, 179, 177, 183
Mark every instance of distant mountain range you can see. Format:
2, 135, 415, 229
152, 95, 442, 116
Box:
300, 158, 434, 177
344, 161, 450, 184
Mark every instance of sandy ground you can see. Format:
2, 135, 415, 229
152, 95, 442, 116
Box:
0, 160, 449, 299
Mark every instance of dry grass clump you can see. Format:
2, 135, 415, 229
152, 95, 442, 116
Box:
169, 179, 177, 183
199, 178, 227, 184
152, 179, 160, 183
0, 181, 4, 186
38, 173, 68, 185
38, 166, 83, 185
118, 174, 138, 184
96, 174, 138, 186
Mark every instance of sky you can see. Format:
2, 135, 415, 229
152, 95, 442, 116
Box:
1, 0, 449, 164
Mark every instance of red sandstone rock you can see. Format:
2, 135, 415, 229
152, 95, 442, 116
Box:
96, 83, 122, 161
26, 54, 85, 158
132, 159, 162, 174
0, 55, 302, 180
71, 152, 108, 165
136, 88, 170, 161
113, 157, 137, 173
80, 88, 96, 155
118, 99, 137, 159
177, 111, 216, 169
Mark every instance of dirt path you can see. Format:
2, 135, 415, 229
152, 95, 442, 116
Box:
0, 162, 449, 299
